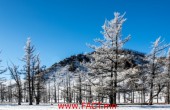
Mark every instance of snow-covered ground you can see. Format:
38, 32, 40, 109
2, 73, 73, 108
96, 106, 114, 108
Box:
0, 104, 170, 110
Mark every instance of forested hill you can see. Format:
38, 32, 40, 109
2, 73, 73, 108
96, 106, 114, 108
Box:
44, 49, 146, 77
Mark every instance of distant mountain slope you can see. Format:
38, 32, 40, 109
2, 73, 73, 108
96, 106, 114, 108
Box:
44, 49, 146, 78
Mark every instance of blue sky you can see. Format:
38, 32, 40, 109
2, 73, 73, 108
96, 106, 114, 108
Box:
0, 0, 170, 69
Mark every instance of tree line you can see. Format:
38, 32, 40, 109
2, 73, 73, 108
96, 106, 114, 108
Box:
0, 12, 170, 106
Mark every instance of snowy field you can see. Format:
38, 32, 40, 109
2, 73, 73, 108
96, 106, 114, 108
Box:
0, 104, 170, 110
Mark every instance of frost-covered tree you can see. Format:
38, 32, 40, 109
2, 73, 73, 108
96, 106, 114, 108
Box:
22, 38, 36, 105
53, 66, 73, 103
137, 64, 148, 104
52, 70, 63, 103
73, 66, 87, 104
147, 37, 170, 105
0, 52, 7, 103
34, 56, 46, 105
0, 52, 7, 78
0, 83, 6, 102
164, 49, 170, 104
88, 12, 130, 104
31, 54, 38, 102
51, 74, 57, 103
8, 63, 22, 105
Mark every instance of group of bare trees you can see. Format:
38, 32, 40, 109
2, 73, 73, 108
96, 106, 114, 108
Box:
0, 38, 47, 105
1, 12, 170, 106
21, 38, 45, 105
53, 12, 170, 105
86, 12, 170, 105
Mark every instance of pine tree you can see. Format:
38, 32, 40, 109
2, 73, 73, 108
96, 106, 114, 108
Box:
22, 38, 36, 105
147, 37, 170, 105
88, 12, 130, 104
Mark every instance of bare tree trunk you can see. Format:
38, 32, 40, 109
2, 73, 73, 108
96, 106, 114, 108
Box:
54, 82, 57, 103
89, 85, 92, 103
149, 54, 156, 105
124, 91, 126, 103
28, 67, 33, 105
157, 95, 159, 104
36, 81, 40, 105
79, 74, 82, 104
142, 86, 145, 103
110, 64, 114, 104
118, 91, 120, 103
132, 90, 134, 103
48, 81, 51, 103
58, 84, 60, 103
167, 83, 170, 104
18, 87, 22, 105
